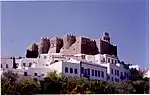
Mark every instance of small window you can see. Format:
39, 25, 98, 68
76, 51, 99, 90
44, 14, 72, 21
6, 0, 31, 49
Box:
44, 56, 46, 59
92, 69, 94, 76
117, 70, 119, 76
23, 63, 26, 66
29, 63, 32, 67
108, 58, 110, 63
111, 77, 113, 81
1, 64, 2, 68
124, 72, 126, 77
84, 69, 87, 75
65, 67, 68, 73
121, 72, 123, 76
111, 59, 113, 64
81, 67, 84, 74
115, 60, 117, 64
98, 71, 100, 77
115, 78, 117, 82
127, 73, 128, 78
101, 71, 104, 78
87, 68, 90, 75
54, 60, 59, 62
70, 68, 73, 73
6, 64, 8, 68
111, 68, 113, 74
24, 72, 27, 76
95, 70, 97, 77
115, 70, 116, 75
34, 73, 37, 76
74, 69, 78, 74
103, 58, 105, 62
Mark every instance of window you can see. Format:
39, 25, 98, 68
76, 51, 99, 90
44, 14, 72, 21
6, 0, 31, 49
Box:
101, 71, 104, 78
29, 63, 32, 67
111, 59, 113, 64
115, 70, 117, 75
44, 56, 46, 59
34, 73, 37, 76
6, 64, 8, 68
81, 67, 84, 74
108, 58, 110, 63
54, 60, 59, 62
121, 72, 123, 76
65, 67, 68, 73
117, 70, 119, 76
127, 73, 128, 79
84, 69, 87, 75
23, 63, 26, 66
98, 71, 100, 77
24, 72, 27, 76
70, 68, 73, 73
101, 58, 105, 62
74, 69, 78, 74
111, 68, 113, 74
92, 69, 94, 76
87, 68, 90, 75
124, 72, 126, 77
115, 60, 117, 64
111, 77, 114, 81
1, 64, 2, 68
95, 70, 97, 77
115, 78, 117, 82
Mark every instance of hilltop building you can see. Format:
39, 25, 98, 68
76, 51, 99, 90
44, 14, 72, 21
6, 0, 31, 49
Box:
1, 32, 131, 82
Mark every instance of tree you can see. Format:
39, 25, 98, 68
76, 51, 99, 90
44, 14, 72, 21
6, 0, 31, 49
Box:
18, 78, 40, 95
41, 71, 64, 94
130, 68, 143, 81
1, 70, 20, 95
114, 81, 135, 94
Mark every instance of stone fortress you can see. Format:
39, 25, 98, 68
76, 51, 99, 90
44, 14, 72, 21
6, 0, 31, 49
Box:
26, 32, 117, 58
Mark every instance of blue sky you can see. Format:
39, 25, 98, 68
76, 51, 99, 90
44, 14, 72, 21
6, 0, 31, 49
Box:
1, 0, 148, 68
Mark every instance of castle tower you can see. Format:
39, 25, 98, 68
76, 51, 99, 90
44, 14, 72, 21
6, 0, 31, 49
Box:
26, 43, 38, 58
63, 34, 76, 49
38, 37, 50, 54
102, 32, 110, 43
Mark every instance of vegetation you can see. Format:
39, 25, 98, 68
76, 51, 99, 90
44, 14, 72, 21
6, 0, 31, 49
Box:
1, 69, 149, 95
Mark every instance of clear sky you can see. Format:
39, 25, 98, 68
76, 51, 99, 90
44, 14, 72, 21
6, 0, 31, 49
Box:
1, 0, 149, 68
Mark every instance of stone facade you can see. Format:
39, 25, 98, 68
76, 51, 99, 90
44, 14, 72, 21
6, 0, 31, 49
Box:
26, 32, 117, 58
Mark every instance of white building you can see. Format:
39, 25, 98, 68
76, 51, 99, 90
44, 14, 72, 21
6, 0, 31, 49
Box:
129, 64, 140, 70
143, 69, 150, 78
0, 53, 130, 82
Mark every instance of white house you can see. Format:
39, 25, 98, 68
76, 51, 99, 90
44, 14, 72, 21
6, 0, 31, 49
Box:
0, 53, 131, 82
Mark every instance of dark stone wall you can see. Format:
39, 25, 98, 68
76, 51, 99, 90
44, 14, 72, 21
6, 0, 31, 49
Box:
80, 37, 99, 55
100, 40, 117, 56
26, 50, 39, 58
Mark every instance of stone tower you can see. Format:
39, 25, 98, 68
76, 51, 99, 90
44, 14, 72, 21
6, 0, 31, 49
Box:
26, 43, 38, 58
38, 37, 50, 54
63, 34, 76, 49
102, 32, 110, 43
